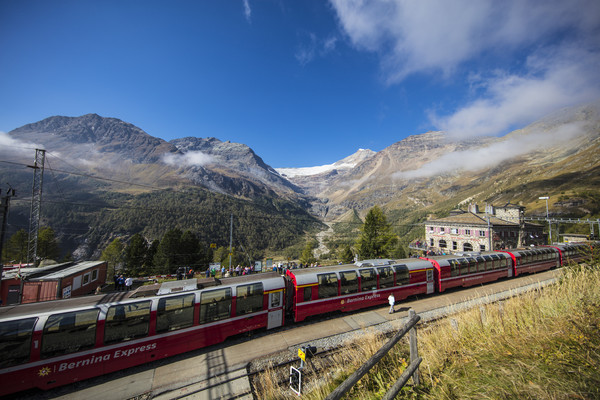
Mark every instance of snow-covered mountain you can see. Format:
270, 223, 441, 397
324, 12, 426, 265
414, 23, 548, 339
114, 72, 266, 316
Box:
276, 149, 376, 178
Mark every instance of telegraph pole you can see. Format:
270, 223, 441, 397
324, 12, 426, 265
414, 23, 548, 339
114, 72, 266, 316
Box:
27, 149, 46, 265
229, 214, 233, 269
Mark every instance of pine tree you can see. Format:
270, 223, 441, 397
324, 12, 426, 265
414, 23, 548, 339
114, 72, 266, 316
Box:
37, 226, 60, 262
3, 229, 28, 263
355, 206, 397, 259
124, 233, 148, 276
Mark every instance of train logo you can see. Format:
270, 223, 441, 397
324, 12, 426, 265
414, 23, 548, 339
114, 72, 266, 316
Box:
38, 367, 51, 377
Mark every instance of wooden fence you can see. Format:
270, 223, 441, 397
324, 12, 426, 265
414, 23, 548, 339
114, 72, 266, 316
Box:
325, 309, 422, 400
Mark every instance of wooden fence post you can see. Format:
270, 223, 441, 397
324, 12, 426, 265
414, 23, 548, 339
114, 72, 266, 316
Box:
409, 309, 420, 386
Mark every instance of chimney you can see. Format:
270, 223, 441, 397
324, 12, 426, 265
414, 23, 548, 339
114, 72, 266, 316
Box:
468, 203, 479, 214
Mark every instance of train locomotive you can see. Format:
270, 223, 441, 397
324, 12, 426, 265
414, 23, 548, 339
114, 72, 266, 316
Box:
0, 243, 592, 396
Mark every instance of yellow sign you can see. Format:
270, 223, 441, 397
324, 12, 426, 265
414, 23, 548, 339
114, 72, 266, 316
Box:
298, 348, 306, 362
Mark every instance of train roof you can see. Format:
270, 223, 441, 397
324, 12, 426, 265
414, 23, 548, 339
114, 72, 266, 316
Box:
422, 251, 509, 266
288, 258, 433, 287
0, 272, 284, 321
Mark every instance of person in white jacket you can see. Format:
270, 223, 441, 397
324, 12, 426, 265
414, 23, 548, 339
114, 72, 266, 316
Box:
388, 293, 395, 314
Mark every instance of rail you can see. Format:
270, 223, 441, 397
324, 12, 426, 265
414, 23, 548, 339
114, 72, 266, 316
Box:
325, 310, 421, 400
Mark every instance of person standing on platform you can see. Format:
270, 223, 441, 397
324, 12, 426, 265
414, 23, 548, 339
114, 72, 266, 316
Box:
388, 293, 395, 314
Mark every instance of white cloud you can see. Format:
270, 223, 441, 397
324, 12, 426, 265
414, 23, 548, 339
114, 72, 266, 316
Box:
395, 121, 589, 180
162, 151, 214, 167
329, 0, 600, 137
0, 131, 44, 157
242, 0, 251, 23
430, 46, 600, 139
295, 32, 338, 66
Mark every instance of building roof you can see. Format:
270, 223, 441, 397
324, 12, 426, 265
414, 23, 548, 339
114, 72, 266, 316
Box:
34, 261, 106, 280
426, 212, 518, 227
2, 261, 106, 281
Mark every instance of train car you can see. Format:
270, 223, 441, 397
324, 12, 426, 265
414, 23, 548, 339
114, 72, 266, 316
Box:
544, 243, 591, 265
0, 273, 285, 397
421, 252, 512, 293
285, 258, 435, 323
499, 247, 560, 277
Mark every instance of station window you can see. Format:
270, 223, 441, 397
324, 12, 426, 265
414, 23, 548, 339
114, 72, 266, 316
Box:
157, 294, 195, 334
394, 265, 410, 286
43, 309, 99, 358
317, 273, 338, 298
479, 231, 486, 237
339, 271, 359, 295
452, 241, 458, 250
465, 229, 471, 235
439, 240, 447, 249
480, 245, 486, 251
104, 301, 150, 345
0, 318, 37, 367
359, 269, 377, 291
377, 266, 394, 288
199, 288, 232, 324
236, 283, 264, 315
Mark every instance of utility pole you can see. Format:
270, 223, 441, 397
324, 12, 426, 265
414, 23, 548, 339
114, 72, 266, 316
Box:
27, 149, 46, 265
0, 186, 17, 278
539, 196, 551, 244
229, 214, 233, 269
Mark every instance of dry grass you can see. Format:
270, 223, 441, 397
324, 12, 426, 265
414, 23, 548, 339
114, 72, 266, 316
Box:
255, 264, 600, 399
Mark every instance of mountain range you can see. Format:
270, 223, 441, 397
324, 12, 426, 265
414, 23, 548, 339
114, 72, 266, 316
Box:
1, 101, 599, 260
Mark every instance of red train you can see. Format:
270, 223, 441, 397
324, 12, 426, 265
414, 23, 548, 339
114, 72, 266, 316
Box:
0, 244, 591, 396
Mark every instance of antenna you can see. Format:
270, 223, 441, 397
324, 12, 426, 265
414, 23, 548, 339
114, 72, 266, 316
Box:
27, 149, 46, 265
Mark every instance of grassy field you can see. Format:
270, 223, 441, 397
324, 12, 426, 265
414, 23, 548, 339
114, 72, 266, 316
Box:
254, 264, 600, 399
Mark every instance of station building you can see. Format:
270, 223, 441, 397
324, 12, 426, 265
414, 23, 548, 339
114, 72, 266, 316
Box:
424, 203, 545, 253
0, 260, 107, 306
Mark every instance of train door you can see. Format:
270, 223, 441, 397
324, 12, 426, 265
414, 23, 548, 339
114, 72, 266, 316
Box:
426, 269, 434, 294
267, 290, 283, 329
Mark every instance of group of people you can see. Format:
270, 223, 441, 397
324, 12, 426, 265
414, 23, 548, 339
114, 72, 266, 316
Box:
113, 274, 133, 291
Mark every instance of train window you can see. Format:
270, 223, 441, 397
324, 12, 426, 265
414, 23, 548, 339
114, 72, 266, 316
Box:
377, 267, 394, 288
303, 286, 312, 301
394, 265, 410, 285
236, 283, 264, 315
339, 271, 359, 295
467, 258, 477, 274
42, 309, 99, 358
483, 256, 492, 270
476, 257, 485, 272
0, 318, 37, 368
104, 301, 151, 345
199, 288, 232, 324
490, 254, 500, 269
457, 258, 468, 275
359, 269, 377, 292
449, 260, 460, 277
156, 294, 195, 334
318, 273, 339, 298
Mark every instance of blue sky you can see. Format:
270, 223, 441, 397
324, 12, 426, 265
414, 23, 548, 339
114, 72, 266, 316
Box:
1, 0, 599, 168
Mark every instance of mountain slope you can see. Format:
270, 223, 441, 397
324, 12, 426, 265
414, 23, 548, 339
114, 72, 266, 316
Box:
1, 114, 320, 260
285, 102, 600, 233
